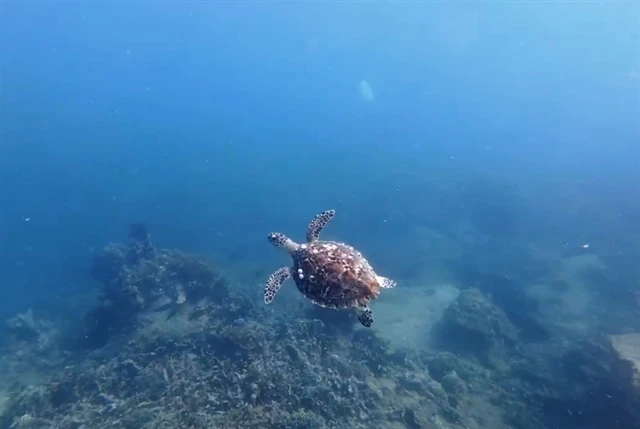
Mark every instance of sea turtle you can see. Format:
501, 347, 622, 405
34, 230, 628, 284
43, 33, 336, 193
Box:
264, 209, 396, 327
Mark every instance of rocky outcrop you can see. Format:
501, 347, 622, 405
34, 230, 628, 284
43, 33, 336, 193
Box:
433, 288, 519, 368
84, 224, 229, 349
610, 333, 640, 425
610, 333, 640, 390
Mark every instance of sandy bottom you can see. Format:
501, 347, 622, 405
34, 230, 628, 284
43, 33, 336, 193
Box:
371, 283, 461, 349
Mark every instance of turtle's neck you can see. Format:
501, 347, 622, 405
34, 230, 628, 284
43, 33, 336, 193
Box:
282, 237, 299, 254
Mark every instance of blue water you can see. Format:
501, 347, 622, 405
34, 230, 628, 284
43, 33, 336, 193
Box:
1, 3, 639, 429
1, 2, 638, 323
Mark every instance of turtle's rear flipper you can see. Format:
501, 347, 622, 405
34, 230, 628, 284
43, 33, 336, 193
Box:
306, 209, 336, 242
357, 305, 374, 327
264, 266, 291, 304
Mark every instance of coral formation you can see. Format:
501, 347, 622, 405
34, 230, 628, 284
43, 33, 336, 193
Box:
4, 309, 56, 347
84, 224, 229, 349
1, 309, 67, 386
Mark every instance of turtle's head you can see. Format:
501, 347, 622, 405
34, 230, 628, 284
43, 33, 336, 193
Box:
268, 232, 299, 254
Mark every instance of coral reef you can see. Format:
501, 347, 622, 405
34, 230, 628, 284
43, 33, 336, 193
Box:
1, 308, 67, 374
4, 309, 56, 347
0, 300, 504, 428
84, 224, 229, 349
1, 228, 638, 429
0, 228, 514, 429
430, 287, 640, 429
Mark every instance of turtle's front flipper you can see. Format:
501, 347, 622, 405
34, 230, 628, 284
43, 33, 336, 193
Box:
306, 209, 336, 242
357, 305, 374, 327
264, 267, 291, 304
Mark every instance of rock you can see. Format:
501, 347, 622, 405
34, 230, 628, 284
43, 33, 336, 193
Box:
403, 407, 424, 429
433, 288, 519, 365
4, 309, 57, 350
441, 371, 466, 396
91, 244, 126, 284
425, 379, 447, 401
6, 310, 41, 342
82, 226, 230, 349
445, 288, 518, 342
527, 337, 640, 429
610, 333, 640, 391
610, 333, 640, 425
424, 352, 475, 383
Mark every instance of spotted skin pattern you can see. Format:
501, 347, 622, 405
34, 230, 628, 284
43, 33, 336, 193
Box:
358, 305, 374, 327
268, 233, 287, 247
306, 209, 335, 243
291, 240, 380, 309
264, 266, 291, 304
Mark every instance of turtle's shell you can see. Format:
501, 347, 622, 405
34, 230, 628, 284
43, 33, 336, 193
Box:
291, 240, 380, 308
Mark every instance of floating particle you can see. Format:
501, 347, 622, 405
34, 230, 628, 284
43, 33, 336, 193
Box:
358, 80, 375, 101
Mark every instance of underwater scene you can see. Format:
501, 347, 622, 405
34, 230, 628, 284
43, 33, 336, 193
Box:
0, 3, 639, 429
